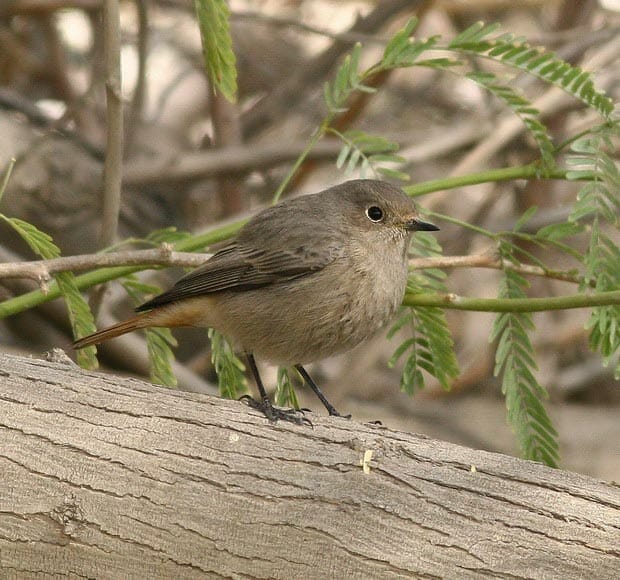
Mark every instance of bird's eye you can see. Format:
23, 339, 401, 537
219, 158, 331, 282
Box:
366, 206, 384, 222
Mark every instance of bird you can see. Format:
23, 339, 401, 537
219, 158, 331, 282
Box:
74, 179, 439, 423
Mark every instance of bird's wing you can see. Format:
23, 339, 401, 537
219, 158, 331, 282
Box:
136, 241, 342, 311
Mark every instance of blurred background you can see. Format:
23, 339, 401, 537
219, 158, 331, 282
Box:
0, 0, 618, 479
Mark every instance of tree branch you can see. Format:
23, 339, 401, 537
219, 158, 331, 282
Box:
0, 250, 584, 287
0, 249, 208, 283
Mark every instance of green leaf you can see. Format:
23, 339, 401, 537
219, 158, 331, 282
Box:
122, 278, 163, 298
491, 250, 560, 467
514, 206, 538, 232
194, 0, 237, 102
0, 212, 99, 369
1, 217, 60, 260
122, 276, 178, 385
376, 167, 410, 182
536, 222, 583, 241
209, 328, 247, 399
332, 129, 407, 180
416, 58, 461, 69
449, 25, 613, 119
449, 22, 501, 46
56, 272, 98, 370
389, 234, 459, 394
146, 327, 178, 387
382, 17, 419, 67
336, 144, 351, 169
465, 71, 555, 169
274, 367, 301, 409
146, 227, 192, 246
564, 122, 620, 373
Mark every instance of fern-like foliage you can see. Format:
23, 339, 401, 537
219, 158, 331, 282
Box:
333, 129, 408, 181
274, 367, 302, 409
208, 328, 248, 400
448, 22, 614, 119
565, 123, 620, 377
0, 162, 97, 369
145, 328, 179, 387
491, 243, 560, 467
145, 227, 193, 247
323, 43, 376, 115
194, 0, 237, 102
378, 18, 443, 70
122, 277, 178, 387
465, 71, 556, 170
389, 232, 459, 393
324, 17, 612, 185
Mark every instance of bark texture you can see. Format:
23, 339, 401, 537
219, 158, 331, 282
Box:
0, 351, 617, 579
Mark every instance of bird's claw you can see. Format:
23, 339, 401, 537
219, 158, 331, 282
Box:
239, 395, 313, 427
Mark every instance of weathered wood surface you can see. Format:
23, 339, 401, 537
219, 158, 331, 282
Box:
0, 352, 618, 579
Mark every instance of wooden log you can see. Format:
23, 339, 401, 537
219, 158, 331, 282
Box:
0, 352, 617, 578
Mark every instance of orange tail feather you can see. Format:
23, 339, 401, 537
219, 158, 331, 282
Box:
73, 313, 152, 349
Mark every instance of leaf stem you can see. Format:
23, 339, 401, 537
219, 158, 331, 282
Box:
404, 164, 593, 197
272, 124, 329, 204
404, 290, 620, 312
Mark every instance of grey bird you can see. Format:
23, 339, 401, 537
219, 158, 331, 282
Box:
74, 179, 439, 422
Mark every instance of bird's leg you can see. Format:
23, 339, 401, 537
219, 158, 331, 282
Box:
295, 365, 350, 418
241, 354, 310, 426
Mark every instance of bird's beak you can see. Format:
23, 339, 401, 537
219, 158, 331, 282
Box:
406, 218, 439, 232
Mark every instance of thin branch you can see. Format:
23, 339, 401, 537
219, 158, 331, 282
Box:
100, 0, 123, 249
0, 249, 585, 288
409, 253, 584, 285
92, 0, 123, 316
0, 250, 209, 282
405, 164, 593, 198
230, 10, 388, 44
122, 140, 342, 186
0, 217, 244, 319
124, 0, 149, 157
0, 0, 101, 16
403, 290, 620, 312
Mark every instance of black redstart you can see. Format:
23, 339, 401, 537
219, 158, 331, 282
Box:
74, 179, 439, 422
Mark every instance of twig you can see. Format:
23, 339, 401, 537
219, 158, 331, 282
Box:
0, 249, 584, 287
0, 87, 104, 160
93, 0, 123, 316
230, 10, 388, 45
122, 140, 342, 185
409, 253, 584, 285
0, 0, 101, 16
100, 0, 123, 248
124, 0, 149, 157
0, 250, 209, 283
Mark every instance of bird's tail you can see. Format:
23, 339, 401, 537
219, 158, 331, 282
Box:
73, 313, 152, 349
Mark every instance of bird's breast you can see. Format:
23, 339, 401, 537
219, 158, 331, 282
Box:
201, 241, 410, 365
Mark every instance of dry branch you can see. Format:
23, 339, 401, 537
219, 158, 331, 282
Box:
0, 352, 617, 578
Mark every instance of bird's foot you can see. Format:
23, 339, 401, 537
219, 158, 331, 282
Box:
239, 395, 312, 427
328, 410, 352, 419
